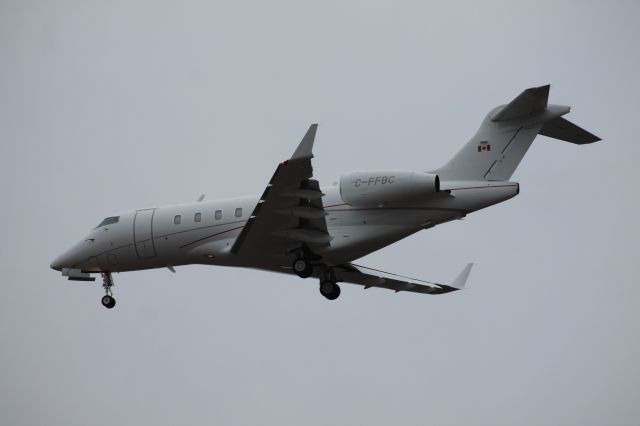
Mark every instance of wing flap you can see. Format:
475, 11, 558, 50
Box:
281, 189, 325, 199
274, 206, 328, 219
271, 228, 333, 244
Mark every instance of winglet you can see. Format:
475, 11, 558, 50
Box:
450, 263, 474, 289
291, 124, 318, 160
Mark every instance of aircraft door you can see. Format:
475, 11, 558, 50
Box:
134, 209, 157, 259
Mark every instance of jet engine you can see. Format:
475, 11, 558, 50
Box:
339, 170, 440, 207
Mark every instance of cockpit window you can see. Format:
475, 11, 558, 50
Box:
96, 216, 119, 228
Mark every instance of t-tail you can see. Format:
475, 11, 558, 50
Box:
434, 85, 601, 181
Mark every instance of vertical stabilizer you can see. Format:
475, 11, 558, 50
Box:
433, 85, 596, 181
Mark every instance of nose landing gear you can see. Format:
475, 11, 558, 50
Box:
101, 272, 116, 309
101, 294, 115, 309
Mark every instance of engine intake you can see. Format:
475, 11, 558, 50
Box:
340, 170, 440, 207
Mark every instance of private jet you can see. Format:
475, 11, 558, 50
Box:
51, 85, 600, 308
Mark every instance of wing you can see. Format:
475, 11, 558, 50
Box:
334, 263, 474, 295
231, 124, 331, 259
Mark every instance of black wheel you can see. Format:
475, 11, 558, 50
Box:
319, 281, 341, 300
293, 258, 314, 278
101, 295, 116, 309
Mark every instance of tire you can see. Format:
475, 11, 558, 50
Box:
101, 295, 116, 309
328, 284, 340, 300
293, 258, 313, 279
320, 281, 340, 300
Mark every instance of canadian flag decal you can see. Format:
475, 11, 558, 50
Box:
477, 141, 491, 152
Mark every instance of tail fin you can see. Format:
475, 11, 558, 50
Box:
434, 85, 601, 181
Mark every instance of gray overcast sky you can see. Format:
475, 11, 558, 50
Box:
1, 1, 639, 425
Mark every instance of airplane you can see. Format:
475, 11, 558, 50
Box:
50, 85, 601, 309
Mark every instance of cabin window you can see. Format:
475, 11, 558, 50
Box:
194, 212, 202, 222
215, 210, 222, 220
174, 215, 181, 225
235, 208, 242, 218
95, 216, 119, 228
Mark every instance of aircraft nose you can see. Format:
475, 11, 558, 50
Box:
50, 250, 73, 271
50, 255, 64, 271
51, 238, 93, 272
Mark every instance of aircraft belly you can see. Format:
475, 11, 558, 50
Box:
321, 208, 458, 265
322, 224, 416, 264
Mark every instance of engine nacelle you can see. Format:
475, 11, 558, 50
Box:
339, 170, 440, 207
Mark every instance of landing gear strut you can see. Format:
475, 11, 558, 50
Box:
289, 248, 340, 300
101, 272, 116, 309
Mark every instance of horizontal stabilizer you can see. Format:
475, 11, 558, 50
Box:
539, 116, 601, 144
491, 85, 550, 122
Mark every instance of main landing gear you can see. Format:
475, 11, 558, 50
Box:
291, 250, 341, 301
319, 280, 341, 300
292, 257, 314, 278
317, 265, 340, 301
101, 272, 116, 309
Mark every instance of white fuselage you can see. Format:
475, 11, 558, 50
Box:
50, 181, 518, 275
49, 86, 600, 308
